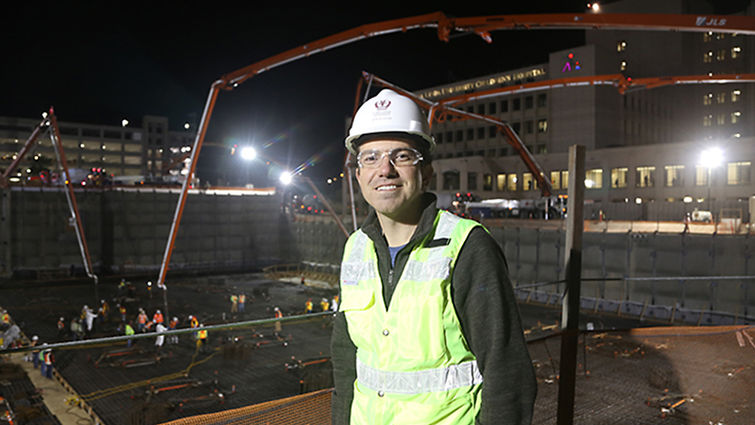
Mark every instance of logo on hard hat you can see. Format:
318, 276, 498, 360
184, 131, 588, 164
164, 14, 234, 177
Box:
375, 99, 391, 110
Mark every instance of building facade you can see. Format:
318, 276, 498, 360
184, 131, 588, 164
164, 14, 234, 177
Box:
0, 115, 195, 184
421, 0, 754, 217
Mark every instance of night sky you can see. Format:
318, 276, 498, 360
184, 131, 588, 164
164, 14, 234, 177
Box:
3, 1, 746, 185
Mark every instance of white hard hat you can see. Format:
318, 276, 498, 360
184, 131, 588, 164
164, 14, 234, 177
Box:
173, 317, 178, 321
156, 309, 161, 314
32, 335, 39, 341
345, 89, 435, 155
59, 317, 64, 321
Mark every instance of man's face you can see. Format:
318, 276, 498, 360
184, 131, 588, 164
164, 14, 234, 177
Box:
355, 139, 432, 223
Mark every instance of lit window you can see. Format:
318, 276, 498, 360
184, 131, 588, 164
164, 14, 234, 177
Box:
703, 93, 713, 105
731, 89, 741, 103
727, 161, 751, 185
731, 111, 742, 124
731, 46, 742, 59
507, 174, 518, 191
537, 119, 548, 133
483, 174, 493, 191
717, 113, 726, 126
550, 171, 561, 190
695, 165, 709, 186
585, 169, 602, 189
716, 92, 726, 104
703, 32, 713, 42
611, 168, 628, 188
716, 49, 726, 61
616, 40, 627, 52
703, 51, 713, 63
522, 173, 538, 191
664, 165, 684, 187
703, 114, 713, 127
496, 173, 506, 191
635, 166, 655, 188
620, 60, 627, 71
715, 33, 725, 40
561, 171, 569, 189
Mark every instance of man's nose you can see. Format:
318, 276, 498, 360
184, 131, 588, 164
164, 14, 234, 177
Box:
376, 154, 396, 174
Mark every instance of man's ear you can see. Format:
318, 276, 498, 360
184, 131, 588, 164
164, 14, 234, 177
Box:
421, 163, 434, 190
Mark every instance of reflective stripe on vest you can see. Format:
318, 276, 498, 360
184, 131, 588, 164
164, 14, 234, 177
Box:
357, 358, 483, 395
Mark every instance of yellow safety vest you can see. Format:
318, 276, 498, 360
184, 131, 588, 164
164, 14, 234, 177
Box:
340, 210, 482, 425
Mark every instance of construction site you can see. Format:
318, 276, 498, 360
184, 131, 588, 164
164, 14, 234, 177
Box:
2, 6, 755, 425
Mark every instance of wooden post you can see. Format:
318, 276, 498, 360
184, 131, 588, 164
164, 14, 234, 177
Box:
557, 145, 585, 425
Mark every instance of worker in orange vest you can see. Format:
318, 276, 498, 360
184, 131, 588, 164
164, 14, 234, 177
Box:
238, 294, 246, 313
137, 309, 148, 332
168, 317, 179, 344
189, 315, 199, 329
273, 307, 283, 337
56, 317, 66, 339
152, 309, 164, 325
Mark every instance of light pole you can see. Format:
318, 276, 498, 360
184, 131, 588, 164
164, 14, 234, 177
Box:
698, 147, 723, 213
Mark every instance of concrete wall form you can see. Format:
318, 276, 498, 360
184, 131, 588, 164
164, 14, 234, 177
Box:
2, 188, 752, 319
3, 187, 286, 277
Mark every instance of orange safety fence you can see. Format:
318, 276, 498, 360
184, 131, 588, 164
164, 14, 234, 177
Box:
159, 388, 332, 425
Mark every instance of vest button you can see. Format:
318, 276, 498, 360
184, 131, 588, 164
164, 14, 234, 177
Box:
377, 391, 384, 397
382, 329, 389, 336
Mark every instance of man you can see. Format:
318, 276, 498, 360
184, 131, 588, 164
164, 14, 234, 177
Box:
331, 89, 536, 425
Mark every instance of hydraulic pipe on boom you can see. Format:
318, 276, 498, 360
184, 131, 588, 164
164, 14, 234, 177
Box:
48, 109, 99, 300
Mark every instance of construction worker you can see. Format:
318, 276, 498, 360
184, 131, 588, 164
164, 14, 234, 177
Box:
320, 298, 330, 312
137, 309, 148, 332
331, 295, 339, 312
118, 278, 126, 291
124, 322, 135, 347
238, 293, 246, 313
331, 89, 536, 424
168, 317, 179, 344
1, 309, 10, 325
155, 322, 167, 349
56, 317, 66, 339
273, 307, 283, 337
152, 309, 164, 325
189, 315, 198, 342
83, 306, 97, 336
230, 294, 238, 313
70, 318, 84, 341
29, 335, 40, 367
197, 325, 208, 352
304, 298, 313, 314
39, 345, 53, 379
99, 299, 110, 322
118, 304, 127, 322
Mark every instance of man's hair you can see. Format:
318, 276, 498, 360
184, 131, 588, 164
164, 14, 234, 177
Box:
349, 132, 433, 168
